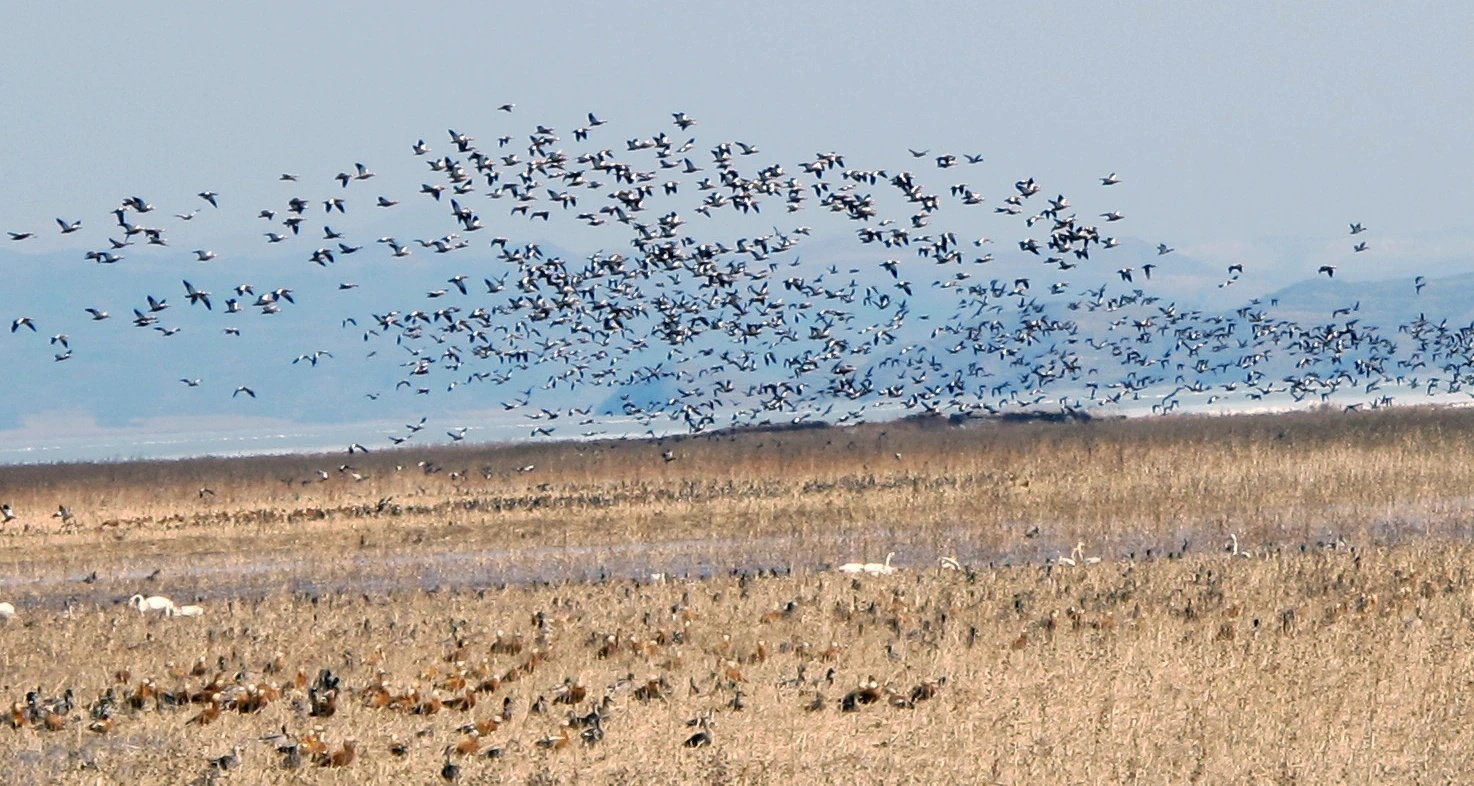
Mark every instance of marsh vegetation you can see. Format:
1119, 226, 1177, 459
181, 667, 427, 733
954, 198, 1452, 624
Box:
4, 407, 1474, 782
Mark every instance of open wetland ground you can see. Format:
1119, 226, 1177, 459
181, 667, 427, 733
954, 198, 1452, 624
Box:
6, 407, 1474, 782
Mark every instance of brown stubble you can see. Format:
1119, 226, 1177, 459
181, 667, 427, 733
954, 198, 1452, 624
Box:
3, 546, 1474, 782
5, 407, 1474, 779
5, 406, 1474, 597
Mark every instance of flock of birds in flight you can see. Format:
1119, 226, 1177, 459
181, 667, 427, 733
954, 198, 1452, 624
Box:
2, 105, 1458, 450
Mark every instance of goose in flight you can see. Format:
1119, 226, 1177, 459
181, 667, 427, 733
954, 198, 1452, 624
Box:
183, 281, 212, 310
84, 308, 109, 320
193, 249, 216, 262
180, 378, 201, 387
1352, 242, 1368, 252
11, 317, 36, 333
1349, 222, 1366, 235
56, 218, 82, 234
198, 191, 219, 207
1156, 243, 1174, 255
1318, 265, 1336, 277
1100, 172, 1121, 185
233, 386, 256, 398
8, 231, 34, 241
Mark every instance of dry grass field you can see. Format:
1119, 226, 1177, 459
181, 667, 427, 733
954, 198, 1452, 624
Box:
4, 406, 1474, 783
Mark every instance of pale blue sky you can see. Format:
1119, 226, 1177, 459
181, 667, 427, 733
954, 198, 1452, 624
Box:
3, 3, 1474, 462
4, 3, 1471, 254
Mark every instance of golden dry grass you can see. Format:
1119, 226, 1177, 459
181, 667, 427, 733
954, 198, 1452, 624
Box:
3, 406, 1474, 782
5, 547, 1474, 783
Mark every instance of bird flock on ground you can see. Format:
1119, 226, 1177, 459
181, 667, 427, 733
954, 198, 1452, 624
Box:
4, 567, 962, 782
2, 106, 1460, 451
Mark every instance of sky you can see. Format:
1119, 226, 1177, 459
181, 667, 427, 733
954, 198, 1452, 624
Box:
2, 3, 1473, 462
4, 3, 1471, 251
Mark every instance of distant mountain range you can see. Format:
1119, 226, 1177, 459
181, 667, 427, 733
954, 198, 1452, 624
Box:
1, 221, 1472, 463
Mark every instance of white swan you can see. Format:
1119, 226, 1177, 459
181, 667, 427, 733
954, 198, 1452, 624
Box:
838, 552, 896, 576
1056, 542, 1101, 567
866, 552, 897, 575
129, 594, 176, 614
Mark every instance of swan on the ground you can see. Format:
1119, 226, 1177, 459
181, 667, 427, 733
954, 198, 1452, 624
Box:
129, 594, 176, 614
837, 552, 896, 576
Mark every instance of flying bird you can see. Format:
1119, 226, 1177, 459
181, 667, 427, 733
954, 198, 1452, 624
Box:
183, 280, 212, 310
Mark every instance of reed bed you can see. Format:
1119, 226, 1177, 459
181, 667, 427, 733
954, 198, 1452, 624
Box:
4, 546, 1474, 783
2, 406, 1474, 782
